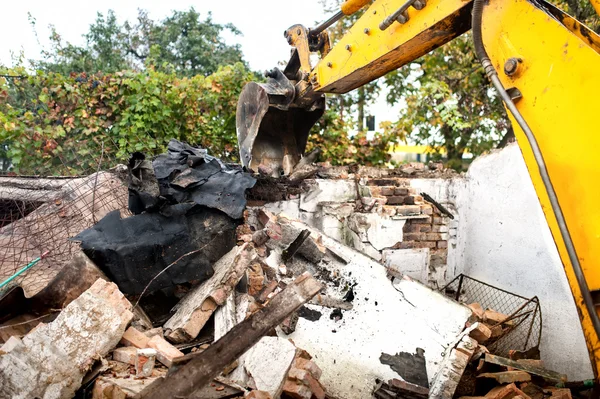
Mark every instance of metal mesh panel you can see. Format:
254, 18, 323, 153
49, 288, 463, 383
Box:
0, 140, 128, 301
441, 274, 542, 357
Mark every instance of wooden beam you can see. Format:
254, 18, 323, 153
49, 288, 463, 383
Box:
140, 272, 322, 399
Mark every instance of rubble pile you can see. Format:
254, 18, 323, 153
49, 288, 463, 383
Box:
0, 141, 589, 399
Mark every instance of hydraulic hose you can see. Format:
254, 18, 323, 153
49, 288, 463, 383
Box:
471, 0, 600, 339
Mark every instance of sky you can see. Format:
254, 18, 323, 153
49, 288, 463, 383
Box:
0, 0, 400, 127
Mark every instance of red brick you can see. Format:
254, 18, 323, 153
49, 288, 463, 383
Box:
469, 322, 492, 344
404, 196, 416, 205
413, 216, 432, 224
245, 391, 273, 399
395, 205, 421, 216
467, 303, 484, 319
381, 187, 395, 196
403, 223, 421, 233
282, 379, 312, 399
419, 225, 432, 233
403, 233, 422, 241
294, 358, 323, 380
112, 346, 137, 364
437, 241, 448, 249
147, 335, 184, 367
433, 216, 445, 224
484, 309, 509, 324
394, 187, 409, 196
485, 383, 530, 399
387, 196, 405, 205
120, 326, 150, 349
287, 368, 326, 399
420, 205, 433, 215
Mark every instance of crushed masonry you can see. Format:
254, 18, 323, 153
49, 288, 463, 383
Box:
0, 142, 580, 399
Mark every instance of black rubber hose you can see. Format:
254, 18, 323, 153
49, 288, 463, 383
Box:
471, 0, 600, 343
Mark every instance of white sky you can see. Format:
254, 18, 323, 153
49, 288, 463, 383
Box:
0, 0, 399, 127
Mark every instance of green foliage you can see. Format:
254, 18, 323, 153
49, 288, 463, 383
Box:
30, 8, 246, 77
0, 63, 255, 174
306, 0, 391, 166
308, 107, 394, 166
385, 34, 509, 164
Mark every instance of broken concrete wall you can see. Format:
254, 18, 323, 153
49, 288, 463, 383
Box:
264, 175, 460, 288
260, 216, 472, 399
456, 143, 594, 381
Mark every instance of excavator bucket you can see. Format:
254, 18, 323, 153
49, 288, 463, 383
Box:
236, 68, 325, 176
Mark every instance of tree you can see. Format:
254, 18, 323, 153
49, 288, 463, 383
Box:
384, 34, 509, 168
30, 8, 246, 77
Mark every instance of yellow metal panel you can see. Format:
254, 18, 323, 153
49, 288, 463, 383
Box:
482, 0, 600, 374
341, 0, 372, 15
314, 0, 472, 93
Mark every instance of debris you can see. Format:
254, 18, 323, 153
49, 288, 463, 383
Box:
484, 354, 567, 382
429, 336, 478, 399
484, 383, 531, 399
469, 322, 492, 344
282, 349, 326, 399
0, 279, 133, 399
147, 334, 184, 367
151, 139, 256, 219
135, 348, 157, 378
373, 378, 429, 399
73, 205, 238, 296
380, 348, 428, 388
483, 309, 511, 325
214, 293, 237, 341
140, 272, 322, 399
164, 244, 256, 343
467, 303, 485, 320
92, 369, 166, 399
477, 371, 532, 384
245, 391, 273, 399
232, 337, 298, 397
121, 326, 151, 348
0, 172, 128, 299
113, 346, 138, 364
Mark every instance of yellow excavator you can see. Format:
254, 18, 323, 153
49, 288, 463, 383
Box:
235, 0, 600, 378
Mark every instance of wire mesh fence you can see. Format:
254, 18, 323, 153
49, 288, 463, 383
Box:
0, 139, 128, 305
441, 274, 542, 357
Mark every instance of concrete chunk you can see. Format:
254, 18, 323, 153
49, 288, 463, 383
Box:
0, 279, 133, 399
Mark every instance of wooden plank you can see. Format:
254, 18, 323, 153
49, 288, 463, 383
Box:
484, 354, 567, 382
164, 244, 255, 343
140, 272, 322, 399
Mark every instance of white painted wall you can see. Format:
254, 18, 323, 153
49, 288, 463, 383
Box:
456, 144, 593, 380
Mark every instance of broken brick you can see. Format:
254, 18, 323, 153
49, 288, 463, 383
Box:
112, 346, 138, 364
467, 303, 485, 320
381, 187, 395, 196
135, 348, 157, 378
120, 326, 150, 349
477, 371, 532, 384
245, 391, 273, 399
387, 196, 405, 205
469, 322, 492, 344
147, 335, 184, 367
484, 383, 531, 399
484, 309, 509, 324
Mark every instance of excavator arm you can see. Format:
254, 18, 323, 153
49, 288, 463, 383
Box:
235, 0, 600, 377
